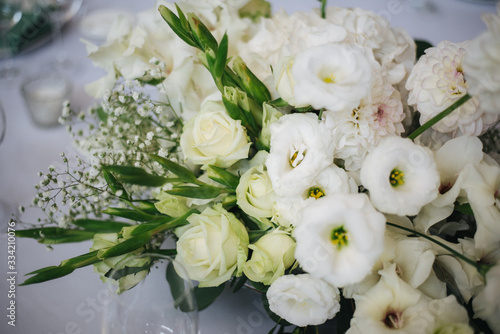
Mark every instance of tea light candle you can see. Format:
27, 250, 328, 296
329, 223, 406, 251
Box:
21, 71, 72, 127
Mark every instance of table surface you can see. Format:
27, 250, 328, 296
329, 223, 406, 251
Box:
0, 0, 498, 333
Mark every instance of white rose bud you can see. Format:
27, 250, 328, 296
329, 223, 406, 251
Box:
243, 230, 296, 285
267, 274, 340, 327
175, 204, 249, 287
90, 228, 150, 294
180, 100, 251, 169
236, 153, 276, 218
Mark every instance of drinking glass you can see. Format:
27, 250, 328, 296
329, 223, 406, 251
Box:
0, 0, 23, 79
102, 253, 199, 334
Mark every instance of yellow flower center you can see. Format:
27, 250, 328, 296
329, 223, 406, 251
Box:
289, 146, 307, 168
389, 169, 404, 187
322, 73, 336, 84
308, 187, 325, 199
330, 225, 348, 250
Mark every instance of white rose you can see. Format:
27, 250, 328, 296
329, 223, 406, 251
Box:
180, 100, 251, 169
265, 113, 335, 197
360, 136, 440, 216
266, 274, 340, 327
292, 43, 375, 112
243, 230, 296, 285
294, 193, 386, 287
174, 204, 249, 287
236, 153, 276, 218
90, 227, 151, 294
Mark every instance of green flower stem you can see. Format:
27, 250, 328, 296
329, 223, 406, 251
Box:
407, 94, 472, 140
320, 0, 327, 19
386, 222, 492, 278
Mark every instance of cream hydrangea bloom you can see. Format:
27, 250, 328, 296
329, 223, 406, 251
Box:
463, 4, 500, 115
406, 40, 498, 137
294, 193, 386, 287
266, 274, 340, 327
360, 136, 440, 216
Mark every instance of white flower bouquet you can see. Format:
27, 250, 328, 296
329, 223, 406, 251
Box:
16, 0, 500, 333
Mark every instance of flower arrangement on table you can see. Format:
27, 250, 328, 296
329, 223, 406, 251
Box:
16, 0, 500, 333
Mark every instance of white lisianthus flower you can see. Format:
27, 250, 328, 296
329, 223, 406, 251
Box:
294, 193, 386, 287
461, 161, 500, 251
347, 263, 472, 334
236, 152, 276, 218
473, 264, 500, 333
174, 204, 249, 287
360, 136, 440, 216
266, 274, 340, 327
406, 41, 498, 137
344, 230, 446, 300
180, 100, 251, 169
265, 113, 335, 197
291, 43, 375, 112
273, 164, 353, 227
463, 4, 500, 115
243, 230, 296, 285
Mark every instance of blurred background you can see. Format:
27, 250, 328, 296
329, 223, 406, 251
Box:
0, 0, 498, 333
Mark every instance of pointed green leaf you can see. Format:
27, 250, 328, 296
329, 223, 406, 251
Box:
194, 284, 226, 311
73, 219, 132, 233
150, 154, 199, 184
102, 168, 129, 200
268, 97, 289, 108
231, 275, 248, 293
62, 250, 101, 268
214, 33, 228, 79
166, 261, 197, 312
102, 207, 160, 222
21, 266, 76, 286
175, 3, 190, 31
158, 5, 197, 48
167, 185, 223, 199
15, 227, 95, 244
232, 56, 271, 105
187, 13, 218, 52
102, 165, 168, 187
208, 165, 239, 189
98, 232, 153, 259
104, 263, 152, 280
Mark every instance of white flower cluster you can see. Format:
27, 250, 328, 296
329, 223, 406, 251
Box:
29, 2, 500, 333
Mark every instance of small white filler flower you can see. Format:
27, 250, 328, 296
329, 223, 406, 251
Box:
360, 136, 440, 216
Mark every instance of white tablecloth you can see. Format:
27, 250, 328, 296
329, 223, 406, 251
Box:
0, 0, 497, 333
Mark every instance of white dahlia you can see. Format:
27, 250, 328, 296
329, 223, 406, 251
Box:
406, 41, 496, 137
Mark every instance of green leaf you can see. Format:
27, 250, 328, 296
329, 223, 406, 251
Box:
415, 39, 433, 60
158, 5, 197, 48
73, 219, 132, 233
238, 0, 272, 21
187, 12, 218, 52
231, 275, 248, 293
166, 261, 197, 312
175, 3, 190, 31
232, 56, 271, 105
98, 232, 153, 259
102, 207, 160, 222
137, 77, 166, 86
194, 284, 226, 311
167, 185, 224, 199
268, 97, 289, 108
214, 33, 228, 79
104, 263, 152, 280
454, 202, 474, 215
21, 266, 76, 286
15, 227, 95, 244
94, 106, 108, 123
125, 217, 173, 236
103, 165, 168, 187
150, 154, 199, 184
208, 165, 239, 189
102, 168, 129, 200
62, 250, 101, 268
